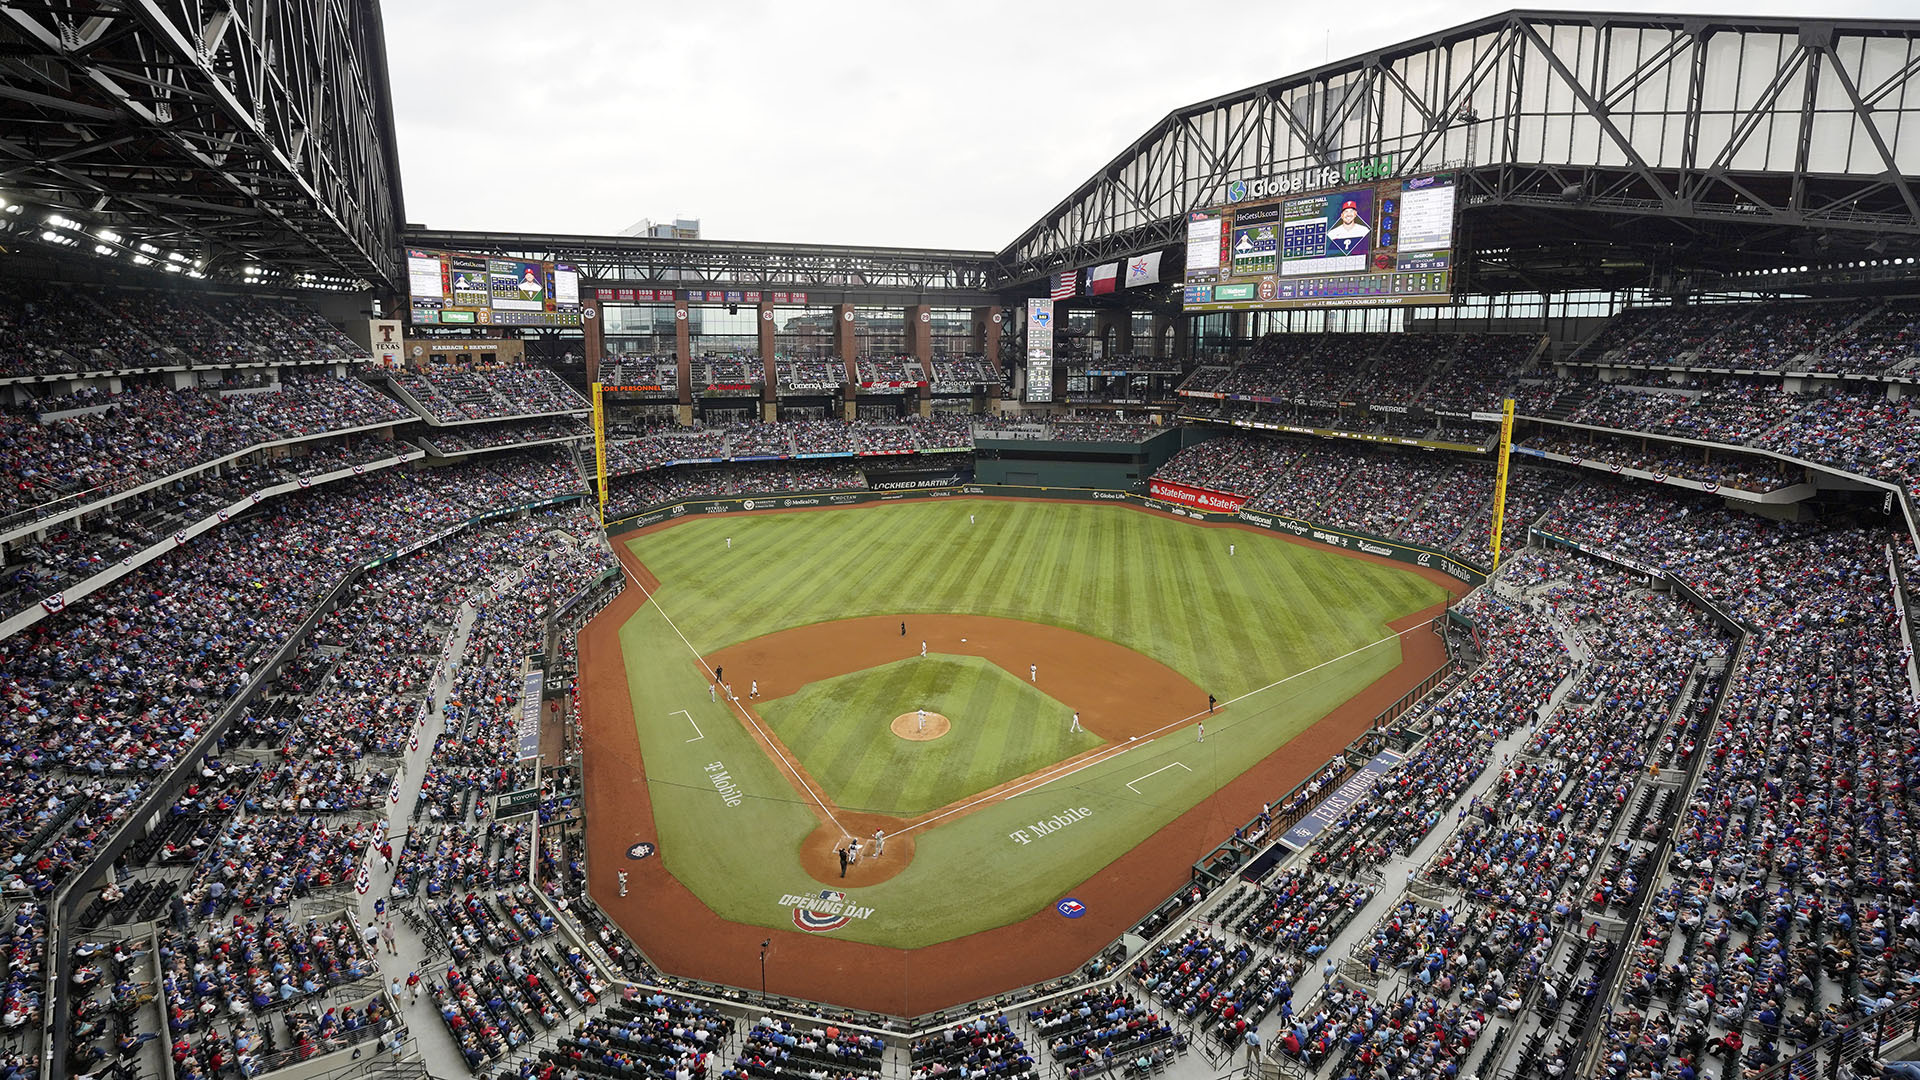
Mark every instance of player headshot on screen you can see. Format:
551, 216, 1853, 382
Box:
1327, 200, 1370, 252
518, 268, 541, 295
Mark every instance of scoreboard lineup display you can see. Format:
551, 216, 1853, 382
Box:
407, 248, 584, 327
1184, 167, 1457, 311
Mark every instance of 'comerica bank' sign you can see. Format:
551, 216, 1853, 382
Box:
1226, 156, 1399, 203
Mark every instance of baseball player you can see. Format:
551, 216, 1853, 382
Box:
709, 683, 716, 702
920, 640, 927, 658
1070, 711, 1082, 732
872, 829, 886, 858
1030, 663, 1037, 682
725, 537, 731, 550
1230, 543, 1236, 556
617, 871, 628, 897
1197, 722, 1205, 743
750, 680, 759, 699
917, 708, 927, 733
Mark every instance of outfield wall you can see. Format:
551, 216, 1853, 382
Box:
602, 482, 1487, 585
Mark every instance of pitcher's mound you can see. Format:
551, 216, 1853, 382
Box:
891, 712, 950, 740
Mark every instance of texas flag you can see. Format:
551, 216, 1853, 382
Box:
1088, 263, 1119, 295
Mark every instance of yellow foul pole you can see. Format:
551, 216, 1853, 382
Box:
1489, 396, 1515, 570
592, 382, 608, 524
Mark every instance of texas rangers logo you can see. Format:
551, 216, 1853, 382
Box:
1056, 897, 1087, 919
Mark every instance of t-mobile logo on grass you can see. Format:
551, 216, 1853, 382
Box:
1009, 807, 1093, 845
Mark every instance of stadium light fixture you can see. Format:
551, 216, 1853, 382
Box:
167, 252, 187, 263
96, 228, 122, 244
45, 213, 81, 230
138, 243, 160, 255
132, 254, 153, 266
93, 244, 114, 256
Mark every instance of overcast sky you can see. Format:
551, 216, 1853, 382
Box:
384, 0, 1914, 252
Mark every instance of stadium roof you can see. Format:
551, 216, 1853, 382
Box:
996, 9, 1920, 296
0, 0, 405, 290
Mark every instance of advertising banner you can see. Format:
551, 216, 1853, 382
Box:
1278, 749, 1405, 850
1147, 478, 1246, 513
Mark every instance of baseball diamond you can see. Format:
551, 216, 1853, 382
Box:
580, 496, 1457, 1010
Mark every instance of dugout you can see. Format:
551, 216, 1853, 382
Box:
973, 428, 1180, 490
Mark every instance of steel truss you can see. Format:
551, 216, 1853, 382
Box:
996, 11, 1920, 290
0, 0, 405, 287
408, 229, 1000, 304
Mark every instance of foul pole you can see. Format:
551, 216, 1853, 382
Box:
1489, 396, 1515, 570
591, 382, 608, 523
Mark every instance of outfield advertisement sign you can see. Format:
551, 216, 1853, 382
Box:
1278, 749, 1405, 850
1147, 479, 1246, 513
604, 484, 1485, 585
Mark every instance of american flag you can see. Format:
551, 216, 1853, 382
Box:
1050, 271, 1075, 302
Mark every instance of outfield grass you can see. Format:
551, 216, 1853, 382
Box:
616, 501, 1448, 947
758, 655, 1102, 817
626, 501, 1441, 695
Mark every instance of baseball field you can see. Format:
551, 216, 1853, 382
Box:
580, 497, 1455, 1006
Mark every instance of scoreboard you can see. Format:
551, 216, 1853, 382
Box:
407, 248, 585, 327
1184, 163, 1457, 312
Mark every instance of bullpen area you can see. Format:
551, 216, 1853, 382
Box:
579, 497, 1458, 1014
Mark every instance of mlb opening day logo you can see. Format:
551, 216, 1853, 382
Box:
781, 889, 876, 934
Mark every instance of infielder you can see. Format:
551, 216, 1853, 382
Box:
917, 708, 927, 733
872, 829, 886, 858
1030, 663, 1037, 682
1070, 711, 1082, 732
750, 680, 758, 699
1197, 722, 1205, 743
920, 640, 927, 658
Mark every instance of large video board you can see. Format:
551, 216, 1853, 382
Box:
1183, 162, 1457, 311
407, 248, 584, 327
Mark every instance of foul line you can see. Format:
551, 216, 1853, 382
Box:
620, 559, 849, 837
671, 709, 703, 743
1125, 762, 1191, 794
896, 618, 1433, 836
